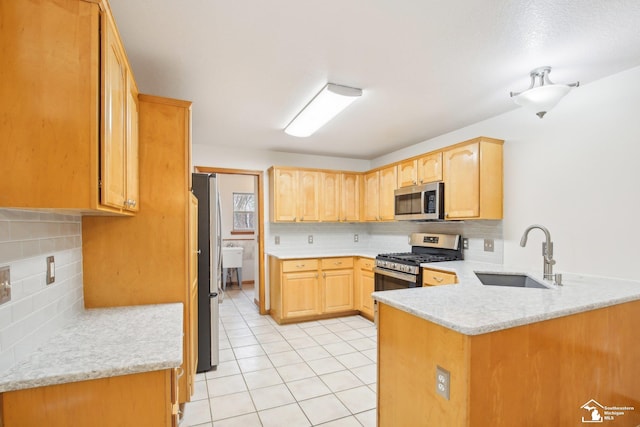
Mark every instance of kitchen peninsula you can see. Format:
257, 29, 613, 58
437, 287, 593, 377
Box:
373, 261, 640, 426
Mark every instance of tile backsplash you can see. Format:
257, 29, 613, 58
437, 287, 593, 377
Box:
267, 220, 503, 263
0, 209, 84, 373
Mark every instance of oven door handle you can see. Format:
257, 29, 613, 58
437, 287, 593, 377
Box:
373, 267, 418, 284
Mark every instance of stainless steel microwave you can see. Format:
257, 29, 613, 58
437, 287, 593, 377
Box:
394, 182, 444, 220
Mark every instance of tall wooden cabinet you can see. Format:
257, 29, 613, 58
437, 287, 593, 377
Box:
0, 0, 138, 214
82, 95, 196, 405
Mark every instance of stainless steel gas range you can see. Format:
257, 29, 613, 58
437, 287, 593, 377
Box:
374, 233, 463, 291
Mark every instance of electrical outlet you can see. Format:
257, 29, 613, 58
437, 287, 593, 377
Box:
436, 365, 450, 400
354, 234, 359, 243
484, 239, 494, 252
308, 235, 314, 244
462, 238, 469, 250
0, 266, 11, 305
275, 235, 280, 245
46, 256, 55, 285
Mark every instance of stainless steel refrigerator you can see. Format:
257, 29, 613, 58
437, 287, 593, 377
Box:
192, 173, 221, 372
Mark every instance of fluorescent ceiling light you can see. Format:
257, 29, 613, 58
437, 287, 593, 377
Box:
510, 66, 579, 118
284, 83, 362, 137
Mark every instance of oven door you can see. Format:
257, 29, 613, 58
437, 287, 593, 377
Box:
374, 267, 419, 291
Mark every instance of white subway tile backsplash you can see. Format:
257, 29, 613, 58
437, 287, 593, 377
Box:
0, 209, 84, 374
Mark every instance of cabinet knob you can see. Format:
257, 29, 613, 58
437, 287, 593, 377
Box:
433, 276, 444, 283
197, 250, 201, 254
323, 272, 326, 278
300, 216, 304, 221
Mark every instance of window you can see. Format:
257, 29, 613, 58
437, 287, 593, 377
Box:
232, 192, 255, 232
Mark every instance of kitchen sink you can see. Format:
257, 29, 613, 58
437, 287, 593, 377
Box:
474, 272, 550, 289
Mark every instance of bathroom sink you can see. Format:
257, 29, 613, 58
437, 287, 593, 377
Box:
474, 272, 550, 289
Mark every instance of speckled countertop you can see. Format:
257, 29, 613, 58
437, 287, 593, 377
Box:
0, 303, 183, 393
373, 261, 640, 336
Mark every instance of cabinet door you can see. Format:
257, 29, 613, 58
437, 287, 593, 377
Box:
397, 159, 418, 187
417, 152, 443, 184
298, 170, 320, 221
378, 165, 397, 221
363, 171, 379, 221
340, 173, 361, 222
443, 142, 480, 219
272, 168, 298, 221
101, 15, 127, 209
360, 269, 375, 316
282, 271, 319, 318
323, 269, 354, 313
125, 72, 139, 211
319, 172, 340, 222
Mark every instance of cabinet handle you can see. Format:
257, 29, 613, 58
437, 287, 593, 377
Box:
300, 216, 304, 221
323, 272, 326, 278
433, 276, 444, 283
293, 217, 296, 221
413, 180, 417, 185
296, 264, 305, 268
197, 250, 201, 254
316, 273, 319, 278
334, 261, 342, 265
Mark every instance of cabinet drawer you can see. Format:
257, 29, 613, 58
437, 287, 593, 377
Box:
358, 258, 375, 271
422, 268, 457, 286
282, 259, 319, 272
321, 257, 354, 270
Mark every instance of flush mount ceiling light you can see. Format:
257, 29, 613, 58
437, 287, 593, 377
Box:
510, 66, 579, 118
284, 83, 363, 137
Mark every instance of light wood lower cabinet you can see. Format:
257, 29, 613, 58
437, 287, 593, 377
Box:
0, 369, 178, 427
422, 267, 457, 286
321, 258, 354, 313
356, 258, 375, 320
377, 301, 640, 427
270, 257, 358, 324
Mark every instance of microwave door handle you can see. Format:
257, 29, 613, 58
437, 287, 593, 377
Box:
373, 267, 418, 283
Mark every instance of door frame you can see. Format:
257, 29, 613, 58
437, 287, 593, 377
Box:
194, 166, 267, 315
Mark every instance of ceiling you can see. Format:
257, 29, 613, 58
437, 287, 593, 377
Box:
109, 0, 640, 160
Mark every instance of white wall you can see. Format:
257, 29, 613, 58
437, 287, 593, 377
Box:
372, 66, 640, 281
0, 210, 84, 373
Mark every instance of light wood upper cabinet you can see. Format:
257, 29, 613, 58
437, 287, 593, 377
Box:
443, 137, 503, 220
417, 152, 443, 184
270, 168, 298, 221
298, 170, 320, 221
379, 165, 398, 221
319, 172, 340, 222
363, 171, 380, 221
0, 0, 139, 214
269, 167, 319, 222
270, 168, 359, 223
340, 173, 361, 222
125, 73, 140, 211
363, 166, 396, 221
398, 159, 418, 188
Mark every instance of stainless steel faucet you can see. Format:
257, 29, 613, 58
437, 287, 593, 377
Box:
520, 224, 562, 285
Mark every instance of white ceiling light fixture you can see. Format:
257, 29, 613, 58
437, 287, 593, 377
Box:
284, 83, 363, 137
510, 66, 579, 118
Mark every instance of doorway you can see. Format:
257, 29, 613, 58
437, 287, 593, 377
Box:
195, 166, 267, 315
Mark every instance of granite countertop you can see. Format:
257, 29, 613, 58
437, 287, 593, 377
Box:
266, 248, 380, 259
0, 303, 183, 393
373, 261, 640, 336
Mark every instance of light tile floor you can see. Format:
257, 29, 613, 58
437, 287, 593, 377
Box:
180, 285, 377, 427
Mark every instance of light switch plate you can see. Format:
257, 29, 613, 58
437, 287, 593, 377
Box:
436, 365, 450, 400
0, 266, 10, 305
46, 256, 55, 285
